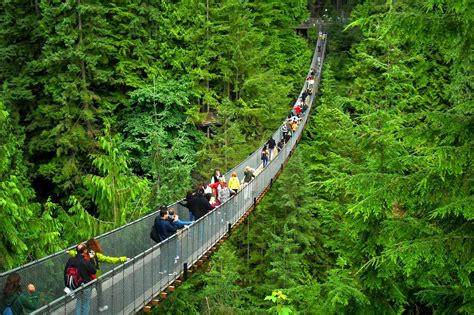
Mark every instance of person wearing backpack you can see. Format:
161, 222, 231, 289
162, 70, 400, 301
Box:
64, 243, 96, 315
67, 239, 127, 312
1, 273, 39, 315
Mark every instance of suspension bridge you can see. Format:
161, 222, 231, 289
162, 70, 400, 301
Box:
0, 34, 327, 315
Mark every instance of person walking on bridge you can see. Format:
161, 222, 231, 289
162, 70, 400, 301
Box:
228, 171, 241, 191
266, 137, 276, 160
261, 146, 269, 168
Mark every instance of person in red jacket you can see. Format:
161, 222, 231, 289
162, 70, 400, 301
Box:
208, 176, 224, 200
293, 104, 301, 116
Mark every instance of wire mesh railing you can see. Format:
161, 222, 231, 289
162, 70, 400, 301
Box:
1, 34, 327, 315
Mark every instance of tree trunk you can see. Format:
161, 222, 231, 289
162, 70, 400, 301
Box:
34, 0, 40, 16
77, 0, 86, 84
206, 0, 210, 113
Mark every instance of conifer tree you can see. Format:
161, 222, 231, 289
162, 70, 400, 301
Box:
199, 244, 246, 313
306, 1, 473, 312
84, 124, 150, 226
27, 0, 117, 196
0, 0, 41, 106
0, 102, 79, 270
120, 80, 202, 204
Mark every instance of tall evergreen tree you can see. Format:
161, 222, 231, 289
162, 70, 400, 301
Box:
120, 79, 202, 205
84, 124, 150, 226
27, 0, 117, 196
0, 101, 95, 271
305, 1, 473, 312
0, 0, 42, 108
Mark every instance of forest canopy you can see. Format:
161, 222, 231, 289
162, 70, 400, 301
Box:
0, 0, 310, 270
153, 0, 473, 314
1, 0, 472, 313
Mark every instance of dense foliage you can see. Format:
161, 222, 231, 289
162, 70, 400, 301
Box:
2, 0, 472, 313
0, 0, 309, 270
156, 0, 473, 313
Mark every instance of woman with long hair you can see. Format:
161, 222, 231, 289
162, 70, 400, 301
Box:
2, 273, 39, 314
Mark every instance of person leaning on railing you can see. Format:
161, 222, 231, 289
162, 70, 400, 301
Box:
168, 208, 193, 228
67, 239, 127, 312
179, 190, 195, 221
64, 243, 96, 315
67, 240, 127, 277
153, 207, 178, 241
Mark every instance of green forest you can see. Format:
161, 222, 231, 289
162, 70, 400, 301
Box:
1, 0, 473, 313
1, 0, 310, 269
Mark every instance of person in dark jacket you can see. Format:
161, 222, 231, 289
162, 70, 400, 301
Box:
154, 208, 178, 241
67, 239, 127, 312
261, 146, 269, 168
188, 193, 214, 220
179, 191, 195, 221
266, 137, 276, 160
64, 243, 96, 315
1, 273, 39, 315
302, 90, 310, 106
277, 140, 284, 152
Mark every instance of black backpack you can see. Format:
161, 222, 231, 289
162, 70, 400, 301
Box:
150, 226, 160, 243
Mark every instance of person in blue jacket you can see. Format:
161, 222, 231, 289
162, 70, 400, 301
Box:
153, 207, 178, 242
168, 208, 193, 229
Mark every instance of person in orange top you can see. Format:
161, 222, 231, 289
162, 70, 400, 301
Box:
292, 121, 298, 132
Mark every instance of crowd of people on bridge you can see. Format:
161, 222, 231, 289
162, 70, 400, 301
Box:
1, 34, 324, 315
150, 65, 318, 244
1, 238, 128, 315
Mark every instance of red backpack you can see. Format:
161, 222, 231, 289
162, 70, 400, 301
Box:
65, 266, 83, 290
